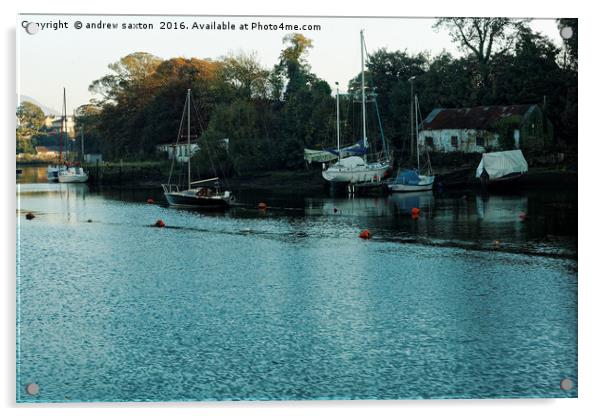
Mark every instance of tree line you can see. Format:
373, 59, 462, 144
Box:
17, 18, 577, 173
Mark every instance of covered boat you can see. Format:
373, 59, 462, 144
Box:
388, 169, 434, 192
476, 150, 528, 184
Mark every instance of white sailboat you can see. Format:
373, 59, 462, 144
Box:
58, 92, 89, 183
388, 94, 435, 192
162, 89, 234, 209
58, 166, 88, 183
321, 30, 390, 185
47, 88, 68, 182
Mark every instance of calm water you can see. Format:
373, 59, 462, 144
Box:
16, 167, 577, 402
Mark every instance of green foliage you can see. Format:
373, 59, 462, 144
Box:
494, 116, 522, 150
75, 22, 577, 172
16, 101, 45, 154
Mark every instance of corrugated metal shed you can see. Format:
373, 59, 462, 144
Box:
422, 105, 536, 130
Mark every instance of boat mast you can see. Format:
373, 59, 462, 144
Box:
360, 30, 367, 161
81, 123, 85, 162
60, 87, 65, 165
408, 76, 416, 165
415, 95, 420, 172
335, 81, 340, 163
187, 88, 191, 190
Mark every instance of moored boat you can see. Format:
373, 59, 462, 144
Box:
58, 166, 89, 183
388, 94, 435, 192
47, 88, 69, 182
318, 30, 391, 186
162, 89, 234, 209
388, 170, 435, 192
476, 150, 528, 186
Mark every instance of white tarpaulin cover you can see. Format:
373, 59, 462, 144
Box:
303, 148, 338, 163
476, 150, 528, 180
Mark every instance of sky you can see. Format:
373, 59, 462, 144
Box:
17, 15, 564, 115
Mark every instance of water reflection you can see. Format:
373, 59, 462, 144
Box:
16, 166, 577, 401
16, 167, 576, 257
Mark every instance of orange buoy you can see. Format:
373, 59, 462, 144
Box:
411, 207, 420, 216
411, 213, 420, 220
147, 198, 154, 204
154, 219, 165, 228
25, 212, 35, 220
359, 229, 372, 239
258, 202, 268, 210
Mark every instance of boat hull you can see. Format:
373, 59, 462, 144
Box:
58, 174, 89, 183
388, 175, 435, 192
322, 163, 389, 184
164, 192, 232, 209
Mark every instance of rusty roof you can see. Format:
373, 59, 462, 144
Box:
421, 105, 536, 130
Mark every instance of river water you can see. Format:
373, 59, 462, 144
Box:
16, 167, 577, 402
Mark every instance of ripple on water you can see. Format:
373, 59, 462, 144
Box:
16, 182, 577, 402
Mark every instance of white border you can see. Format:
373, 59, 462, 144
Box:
3, 1, 598, 415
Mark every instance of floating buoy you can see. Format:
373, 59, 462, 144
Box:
411, 213, 420, 220
519, 211, 527, 220
154, 219, 165, 228
147, 198, 154, 204
258, 202, 268, 210
493, 240, 501, 247
87, 219, 93, 223
359, 229, 372, 239
25, 212, 35, 220
333, 208, 338, 214
411, 207, 420, 216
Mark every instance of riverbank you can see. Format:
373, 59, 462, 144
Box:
78, 161, 576, 194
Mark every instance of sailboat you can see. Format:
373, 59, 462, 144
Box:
47, 88, 68, 182
162, 89, 234, 209
388, 95, 435, 192
58, 93, 89, 183
321, 30, 390, 185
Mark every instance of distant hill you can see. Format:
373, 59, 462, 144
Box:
18, 95, 60, 116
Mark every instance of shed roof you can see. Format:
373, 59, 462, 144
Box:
421, 105, 537, 131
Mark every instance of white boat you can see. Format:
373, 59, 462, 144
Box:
388, 171, 435, 192
476, 150, 528, 185
389, 94, 435, 192
58, 166, 89, 183
162, 89, 234, 209
321, 157, 389, 184
321, 30, 390, 185
47, 164, 67, 182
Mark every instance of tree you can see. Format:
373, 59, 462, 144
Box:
434, 18, 529, 97
222, 51, 270, 99
89, 52, 163, 103
17, 101, 45, 132
434, 18, 529, 65
16, 101, 45, 153
275, 33, 314, 98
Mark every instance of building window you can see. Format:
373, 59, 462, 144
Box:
425, 136, 434, 147
451, 136, 458, 148
476, 137, 484, 147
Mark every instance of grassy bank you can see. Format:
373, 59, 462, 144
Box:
84, 159, 576, 193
